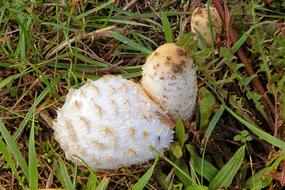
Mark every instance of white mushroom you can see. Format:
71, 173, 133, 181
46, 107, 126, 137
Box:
141, 43, 197, 121
52, 75, 174, 170
53, 43, 198, 170
190, 5, 222, 48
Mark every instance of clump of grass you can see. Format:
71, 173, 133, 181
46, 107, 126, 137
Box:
0, 0, 285, 189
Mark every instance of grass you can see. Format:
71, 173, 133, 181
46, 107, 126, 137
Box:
0, 0, 285, 189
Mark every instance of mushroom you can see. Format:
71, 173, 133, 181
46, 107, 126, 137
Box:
52, 75, 174, 170
141, 43, 197, 121
190, 5, 222, 48
53, 44, 198, 170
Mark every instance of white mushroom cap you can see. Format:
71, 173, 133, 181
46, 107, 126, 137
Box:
191, 5, 222, 48
141, 43, 198, 121
53, 75, 174, 170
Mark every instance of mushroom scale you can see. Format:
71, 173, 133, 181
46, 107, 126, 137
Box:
53, 75, 174, 170
141, 43, 198, 121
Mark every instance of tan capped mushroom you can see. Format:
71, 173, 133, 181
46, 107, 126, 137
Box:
141, 43, 198, 121
52, 75, 174, 170
190, 5, 222, 48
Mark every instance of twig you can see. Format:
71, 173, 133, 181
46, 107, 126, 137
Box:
213, 0, 275, 129
123, 0, 138, 10
11, 79, 40, 110
223, 0, 230, 49
274, 91, 282, 138
46, 26, 117, 59
189, 0, 203, 12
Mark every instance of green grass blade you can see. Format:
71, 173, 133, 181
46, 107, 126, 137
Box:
111, 32, 152, 55
161, 154, 195, 184
199, 87, 216, 131
75, 52, 108, 68
121, 72, 142, 79
161, 12, 173, 43
176, 119, 185, 147
186, 145, 218, 182
14, 85, 51, 140
72, 165, 78, 189
122, 65, 142, 72
109, 11, 188, 20
193, 28, 207, 49
28, 114, 38, 190
185, 185, 208, 190
205, 106, 225, 138
96, 178, 110, 190
73, 72, 101, 80
132, 32, 158, 48
75, 0, 114, 20
27, 62, 58, 96
94, 18, 151, 27
99, 4, 114, 28
176, 32, 198, 54
209, 146, 246, 190
0, 138, 25, 188
132, 156, 159, 190
0, 118, 29, 179
0, 69, 31, 89
85, 172, 98, 190
255, 6, 285, 15
17, 28, 26, 60
225, 106, 285, 150
46, 62, 106, 71
40, 22, 80, 32
57, 161, 74, 190
0, 74, 20, 89
154, 167, 169, 189
0, 63, 16, 68
231, 21, 271, 54
244, 168, 272, 190
175, 158, 193, 186
199, 106, 224, 183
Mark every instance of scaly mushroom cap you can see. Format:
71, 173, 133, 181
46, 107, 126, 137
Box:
141, 43, 197, 121
190, 5, 222, 48
53, 76, 174, 170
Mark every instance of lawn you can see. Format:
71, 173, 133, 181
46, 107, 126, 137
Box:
0, 0, 285, 189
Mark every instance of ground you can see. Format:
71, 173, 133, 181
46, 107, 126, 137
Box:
0, 0, 285, 189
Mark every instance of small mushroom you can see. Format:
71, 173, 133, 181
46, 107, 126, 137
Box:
52, 75, 174, 170
190, 5, 222, 48
141, 43, 198, 121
